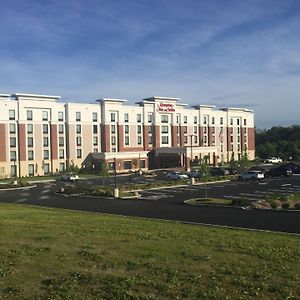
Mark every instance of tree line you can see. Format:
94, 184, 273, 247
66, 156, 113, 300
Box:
255, 125, 300, 161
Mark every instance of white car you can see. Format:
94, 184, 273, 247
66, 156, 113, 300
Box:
238, 171, 264, 181
61, 173, 79, 182
166, 172, 188, 180
264, 157, 283, 163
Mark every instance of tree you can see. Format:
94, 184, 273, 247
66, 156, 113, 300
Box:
99, 161, 109, 187
239, 151, 250, 170
198, 160, 210, 200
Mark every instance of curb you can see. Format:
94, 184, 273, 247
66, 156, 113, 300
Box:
0, 184, 37, 191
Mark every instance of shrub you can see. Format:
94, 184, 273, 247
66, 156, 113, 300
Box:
281, 202, 290, 209
231, 198, 251, 207
294, 202, 300, 210
270, 201, 278, 209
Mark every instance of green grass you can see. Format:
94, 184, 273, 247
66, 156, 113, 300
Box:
185, 198, 232, 205
0, 203, 299, 299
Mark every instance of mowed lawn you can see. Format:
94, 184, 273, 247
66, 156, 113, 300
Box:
0, 204, 299, 299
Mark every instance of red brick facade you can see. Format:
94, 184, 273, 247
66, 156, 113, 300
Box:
171, 125, 178, 147
0, 124, 6, 162
101, 124, 110, 152
19, 124, 26, 161
248, 127, 255, 151
153, 126, 160, 148
118, 124, 124, 152
50, 124, 58, 160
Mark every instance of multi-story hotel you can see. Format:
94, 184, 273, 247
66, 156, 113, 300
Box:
0, 93, 255, 178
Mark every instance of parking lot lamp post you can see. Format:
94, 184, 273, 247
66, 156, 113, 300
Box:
114, 157, 117, 189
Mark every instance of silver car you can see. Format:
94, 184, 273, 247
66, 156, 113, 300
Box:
166, 172, 189, 180
238, 171, 264, 181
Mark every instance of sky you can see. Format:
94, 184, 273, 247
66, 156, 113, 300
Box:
1, 0, 300, 129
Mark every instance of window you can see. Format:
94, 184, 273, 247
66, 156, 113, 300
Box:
77, 149, 82, 158
76, 125, 81, 134
27, 137, 33, 147
230, 127, 233, 134
137, 114, 141, 123
44, 137, 49, 147
176, 115, 180, 124
92, 112, 97, 122
204, 127, 207, 134
43, 163, 50, 175
212, 136, 215, 145
194, 136, 198, 143
203, 116, 207, 124
59, 137, 64, 146
183, 126, 187, 134
10, 137, 16, 147
43, 124, 48, 134
244, 119, 247, 126
9, 124, 16, 134
59, 124, 64, 134
138, 136, 142, 145
125, 136, 129, 145
76, 112, 81, 121
148, 114, 152, 123
111, 113, 116, 122
238, 144, 241, 151
212, 127, 215, 134
137, 125, 142, 134
194, 126, 197, 134
42, 111, 48, 121
148, 126, 152, 134
244, 128, 247, 134
9, 110, 15, 120
237, 136, 240, 143
194, 116, 197, 124
161, 115, 168, 123
59, 149, 64, 159
94, 148, 98, 152
220, 117, 223, 125
111, 148, 116, 152
76, 137, 82, 146
212, 117, 215, 125
10, 151, 16, 161
230, 118, 233, 125
237, 127, 240, 134
148, 136, 152, 144
28, 164, 34, 176
162, 136, 169, 144
183, 116, 187, 124
231, 136, 233, 143
204, 136, 207, 143
58, 111, 64, 121
140, 160, 146, 168
237, 119, 240, 126
161, 126, 168, 133
28, 150, 34, 160
231, 144, 234, 151
11, 165, 17, 177
124, 113, 129, 123
93, 136, 98, 146
59, 163, 65, 172
26, 124, 33, 134
125, 125, 129, 134
184, 136, 188, 143
108, 161, 115, 171
27, 110, 33, 121
123, 161, 132, 170
111, 136, 116, 145
111, 125, 115, 134
43, 150, 49, 160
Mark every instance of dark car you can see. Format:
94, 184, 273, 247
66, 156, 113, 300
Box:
210, 167, 230, 176
281, 163, 300, 173
265, 166, 292, 177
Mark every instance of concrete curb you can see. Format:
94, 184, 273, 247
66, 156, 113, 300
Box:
0, 184, 37, 191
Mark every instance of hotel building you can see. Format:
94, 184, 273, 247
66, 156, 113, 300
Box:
0, 93, 255, 178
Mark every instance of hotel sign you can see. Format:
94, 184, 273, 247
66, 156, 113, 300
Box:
156, 103, 175, 113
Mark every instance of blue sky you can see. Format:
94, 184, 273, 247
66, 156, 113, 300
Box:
1, 0, 300, 128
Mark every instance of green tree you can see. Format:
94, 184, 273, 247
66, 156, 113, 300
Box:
239, 151, 250, 170
99, 161, 109, 187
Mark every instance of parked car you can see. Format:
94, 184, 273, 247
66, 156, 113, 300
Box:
264, 157, 283, 163
265, 166, 292, 177
281, 163, 300, 173
187, 170, 202, 178
61, 173, 79, 182
238, 171, 264, 181
166, 172, 188, 180
210, 167, 230, 176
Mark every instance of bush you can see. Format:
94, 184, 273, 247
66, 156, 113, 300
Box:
281, 202, 290, 209
231, 198, 251, 207
270, 201, 279, 209
294, 203, 300, 210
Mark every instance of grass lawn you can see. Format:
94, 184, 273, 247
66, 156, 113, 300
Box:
185, 198, 233, 205
0, 203, 299, 299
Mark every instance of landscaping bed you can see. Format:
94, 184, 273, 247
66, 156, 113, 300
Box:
0, 179, 33, 189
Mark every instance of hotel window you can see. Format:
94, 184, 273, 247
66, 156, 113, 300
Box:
244, 128, 247, 134
138, 136, 142, 145
238, 144, 241, 151
11, 165, 17, 177
125, 125, 129, 134
230, 128, 233, 134
194, 116, 197, 124
148, 136, 152, 144
124, 113, 129, 123
137, 114, 142, 123
10, 151, 16, 161
204, 136, 207, 143
108, 161, 115, 171
43, 124, 48, 134
237, 119, 240, 125
148, 114, 152, 123
9, 124, 16, 134
220, 117, 223, 125
59, 149, 64, 159
183, 116, 187, 123
9, 110, 15, 120
59, 124, 64, 134
230, 118, 233, 125
123, 161, 132, 170
221, 145, 223, 152
58, 137, 64, 146
183, 126, 187, 134
76, 137, 82, 146
111, 125, 115, 134
194, 136, 198, 143
237, 136, 240, 143
77, 149, 82, 158
42, 111, 48, 121
148, 126, 152, 134
93, 125, 98, 134
59, 163, 65, 172
162, 136, 169, 144
176, 115, 180, 124
212, 136, 215, 145
244, 119, 247, 126
92, 112, 97, 122
204, 127, 207, 134
28, 164, 34, 176
111, 136, 116, 146
161, 115, 168, 123
184, 136, 188, 143
93, 136, 98, 146
76, 125, 81, 134
111, 112, 116, 122
237, 127, 240, 134
194, 126, 197, 134
44, 163, 50, 175
212, 127, 215, 134
28, 150, 34, 161
231, 136, 233, 143
203, 116, 207, 125
125, 136, 129, 145
58, 111, 64, 121
137, 125, 142, 134
111, 148, 116, 153
161, 126, 168, 134
211, 117, 214, 125
43, 137, 49, 147
27, 137, 33, 147
76, 112, 81, 121
27, 110, 33, 121
140, 160, 146, 168
43, 150, 49, 160
244, 144, 247, 150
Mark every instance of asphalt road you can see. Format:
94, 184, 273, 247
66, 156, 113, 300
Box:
0, 176, 300, 234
